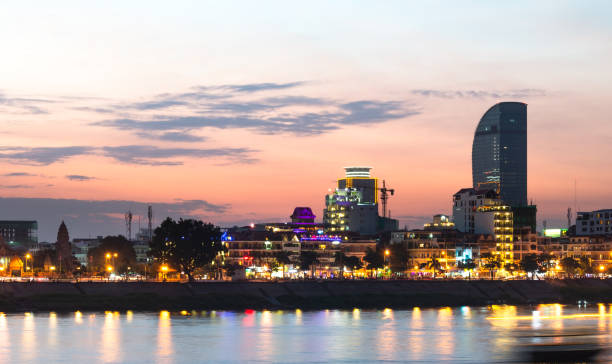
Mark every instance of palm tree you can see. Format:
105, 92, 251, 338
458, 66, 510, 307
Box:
334, 251, 347, 279
274, 251, 292, 279
427, 257, 442, 277
299, 251, 319, 278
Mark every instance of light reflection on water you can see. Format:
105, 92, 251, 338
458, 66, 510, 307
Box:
0, 304, 611, 363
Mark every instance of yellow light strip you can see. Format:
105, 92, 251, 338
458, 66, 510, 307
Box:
487, 313, 612, 321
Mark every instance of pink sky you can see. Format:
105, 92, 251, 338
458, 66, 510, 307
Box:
0, 1, 610, 240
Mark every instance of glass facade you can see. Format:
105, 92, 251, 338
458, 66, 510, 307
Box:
472, 102, 527, 207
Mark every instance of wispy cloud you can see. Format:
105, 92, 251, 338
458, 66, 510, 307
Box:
2, 172, 37, 177
66, 174, 96, 181
411, 89, 546, 99
0, 92, 55, 114
0, 146, 94, 165
220, 82, 306, 93
0, 145, 257, 166
0, 184, 34, 189
94, 99, 417, 136
102, 145, 256, 165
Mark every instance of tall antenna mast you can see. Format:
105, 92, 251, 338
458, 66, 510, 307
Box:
125, 211, 133, 241
567, 207, 572, 229
147, 205, 153, 242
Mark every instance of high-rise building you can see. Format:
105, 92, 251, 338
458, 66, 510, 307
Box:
472, 102, 527, 207
323, 167, 397, 235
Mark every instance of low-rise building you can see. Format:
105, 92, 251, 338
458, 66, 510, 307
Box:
576, 209, 612, 236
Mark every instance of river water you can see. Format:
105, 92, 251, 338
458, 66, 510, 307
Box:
1, 304, 612, 363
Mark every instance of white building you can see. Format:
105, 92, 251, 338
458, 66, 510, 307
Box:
452, 188, 500, 233
576, 209, 612, 236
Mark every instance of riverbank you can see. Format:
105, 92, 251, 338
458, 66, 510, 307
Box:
1, 279, 612, 312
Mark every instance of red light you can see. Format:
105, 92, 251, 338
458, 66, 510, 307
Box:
245, 309, 254, 315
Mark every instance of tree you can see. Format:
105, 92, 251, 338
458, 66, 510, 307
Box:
520, 254, 539, 278
344, 256, 363, 278
363, 248, 384, 276
560, 257, 579, 277
578, 256, 594, 276
274, 251, 292, 279
457, 259, 476, 270
88, 235, 137, 274
537, 254, 556, 275
389, 243, 408, 275
427, 257, 442, 277
299, 251, 319, 278
333, 251, 347, 279
481, 253, 502, 279
150, 218, 224, 281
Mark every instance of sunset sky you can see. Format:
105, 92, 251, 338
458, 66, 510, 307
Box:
1, 1, 611, 241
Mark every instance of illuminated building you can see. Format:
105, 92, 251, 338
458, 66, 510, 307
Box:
323, 167, 397, 235
475, 205, 514, 265
424, 214, 455, 230
0, 220, 38, 249
472, 102, 527, 207
452, 188, 500, 233
576, 209, 612, 236
337, 167, 378, 204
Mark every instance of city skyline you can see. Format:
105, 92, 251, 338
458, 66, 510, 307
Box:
1, 1, 611, 240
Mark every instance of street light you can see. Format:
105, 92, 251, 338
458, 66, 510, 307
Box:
25, 253, 31, 272
161, 264, 169, 281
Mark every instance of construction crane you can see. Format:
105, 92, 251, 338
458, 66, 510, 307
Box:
379, 180, 395, 218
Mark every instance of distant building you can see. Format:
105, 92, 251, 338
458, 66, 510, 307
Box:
424, 214, 455, 230
472, 102, 527, 207
0, 221, 38, 250
72, 237, 103, 266
576, 209, 612, 236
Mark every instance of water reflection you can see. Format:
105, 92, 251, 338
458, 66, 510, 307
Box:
157, 311, 173, 364
21, 312, 35, 362
100, 311, 121, 363
0, 305, 610, 363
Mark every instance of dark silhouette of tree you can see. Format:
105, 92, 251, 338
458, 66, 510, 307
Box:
520, 253, 539, 278
363, 248, 384, 275
150, 218, 224, 281
299, 251, 319, 278
481, 253, 502, 279
389, 243, 408, 274
537, 254, 556, 274
578, 256, 594, 276
457, 259, 476, 270
427, 257, 442, 277
274, 251, 292, 279
88, 235, 137, 274
344, 256, 363, 278
560, 257, 579, 277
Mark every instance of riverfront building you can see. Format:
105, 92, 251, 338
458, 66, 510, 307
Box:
0, 220, 38, 250
575, 209, 612, 236
472, 102, 527, 207
452, 188, 500, 233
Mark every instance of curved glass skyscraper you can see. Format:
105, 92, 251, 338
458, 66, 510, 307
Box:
472, 102, 527, 207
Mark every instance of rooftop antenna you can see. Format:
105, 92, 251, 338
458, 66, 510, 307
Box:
567, 207, 572, 229
125, 211, 133, 241
147, 205, 153, 243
